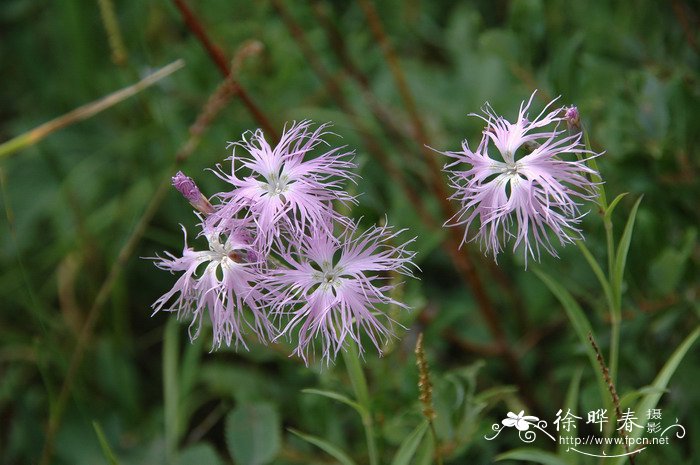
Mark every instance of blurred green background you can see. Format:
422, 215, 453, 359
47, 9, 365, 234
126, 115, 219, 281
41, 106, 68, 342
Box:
1, 0, 698, 464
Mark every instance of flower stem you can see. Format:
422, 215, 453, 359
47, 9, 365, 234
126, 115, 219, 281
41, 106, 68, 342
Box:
581, 124, 620, 385
603, 213, 620, 385
341, 342, 379, 465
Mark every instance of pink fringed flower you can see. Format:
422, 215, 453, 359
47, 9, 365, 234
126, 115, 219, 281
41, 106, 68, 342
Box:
153, 121, 418, 362
208, 121, 357, 249
442, 92, 600, 263
265, 221, 416, 364
151, 220, 274, 349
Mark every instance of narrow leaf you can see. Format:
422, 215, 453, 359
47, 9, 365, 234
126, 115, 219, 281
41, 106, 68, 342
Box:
612, 195, 643, 304
557, 367, 582, 456
413, 432, 435, 465
390, 420, 429, 465
603, 192, 629, 221
496, 448, 571, 465
611, 326, 700, 465
288, 428, 357, 465
302, 388, 367, 417
534, 269, 609, 407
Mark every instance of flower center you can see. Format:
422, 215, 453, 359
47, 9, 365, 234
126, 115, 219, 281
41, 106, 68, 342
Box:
312, 261, 344, 291
265, 172, 290, 196
504, 163, 520, 177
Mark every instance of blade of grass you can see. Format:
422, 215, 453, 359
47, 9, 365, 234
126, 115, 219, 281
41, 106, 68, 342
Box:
38, 55, 244, 465
611, 326, 700, 465
612, 195, 644, 307
496, 448, 571, 465
302, 388, 367, 417
390, 420, 429, 465
533, 269, 609, 409
288, 428, 358, 465
92, 420, 120, 465
610, 195, 643, 383
0, 60, 185, 159
342, 342, 378, 465
557, 367, 582, 456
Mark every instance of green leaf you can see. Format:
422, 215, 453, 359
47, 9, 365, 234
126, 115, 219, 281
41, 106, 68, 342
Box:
618, 386, 665, 411
177, 443, 223, 465
302, 388, 367, 417
496, 448, 571, 465
390, 420, 429, 465
413, 432, 435, 465
611, 326, 700, 464
342, 342, 370, 407
288, 428, 357, 465
225, 403, 281, 465
603, 192, 628, 222
648, 228, 697, 295
533, 269, 609, 407
557, 367, 582, 456
612, 195, 643, 305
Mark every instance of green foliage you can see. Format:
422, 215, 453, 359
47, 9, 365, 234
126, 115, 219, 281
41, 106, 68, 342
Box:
1, 0, 699, 464
225, 403, 281, 465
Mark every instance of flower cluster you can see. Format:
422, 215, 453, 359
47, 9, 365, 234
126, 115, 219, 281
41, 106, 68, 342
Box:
441, 92, 600, 264
152, 121, 416, 363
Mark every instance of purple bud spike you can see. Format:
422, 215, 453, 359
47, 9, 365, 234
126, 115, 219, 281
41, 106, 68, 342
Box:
171, 171, 215, 214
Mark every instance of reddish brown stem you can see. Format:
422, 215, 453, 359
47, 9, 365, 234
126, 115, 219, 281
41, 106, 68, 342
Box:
271, 0, 437, 231
171, 0, 279, 141
309, 1, 421, 164
670, 0, 699, 53
356, 0, 539, 411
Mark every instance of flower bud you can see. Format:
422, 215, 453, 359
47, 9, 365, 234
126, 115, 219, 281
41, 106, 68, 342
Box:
171, 171, 215, 215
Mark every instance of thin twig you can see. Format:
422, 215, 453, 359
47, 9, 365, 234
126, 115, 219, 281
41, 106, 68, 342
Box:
355, 0, 539, 412
38, 56, 247, 465
417, 307, 502, 356
0, 60, 185, 159
271, 0, 437, 231
171, 0, 279, 141
309, 1, 424, 173
355, 0, 446, 198
311, 0, 529, 334
273, 0, 537, 411
670, 0, 699, 53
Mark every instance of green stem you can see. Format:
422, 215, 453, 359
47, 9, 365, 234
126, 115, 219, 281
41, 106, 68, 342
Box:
579, 124, 620, 441
163, 319, 180, 462
582, 124, 620, 385
609, 315, 620, 388
604, 214, 620, 385
0, 133, 34, 158
341, 342, 378, 465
